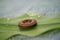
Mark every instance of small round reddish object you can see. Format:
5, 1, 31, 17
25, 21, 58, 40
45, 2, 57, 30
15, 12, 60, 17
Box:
18, 19, 37, 28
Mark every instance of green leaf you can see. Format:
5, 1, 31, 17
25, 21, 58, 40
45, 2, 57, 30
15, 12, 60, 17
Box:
0, 13, 60, 40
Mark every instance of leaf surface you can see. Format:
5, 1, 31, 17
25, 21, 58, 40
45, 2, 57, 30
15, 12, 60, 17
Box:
0, 13, 60, 40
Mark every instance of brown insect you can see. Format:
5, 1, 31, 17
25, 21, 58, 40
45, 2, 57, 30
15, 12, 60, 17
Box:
18, 19, 37, 28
